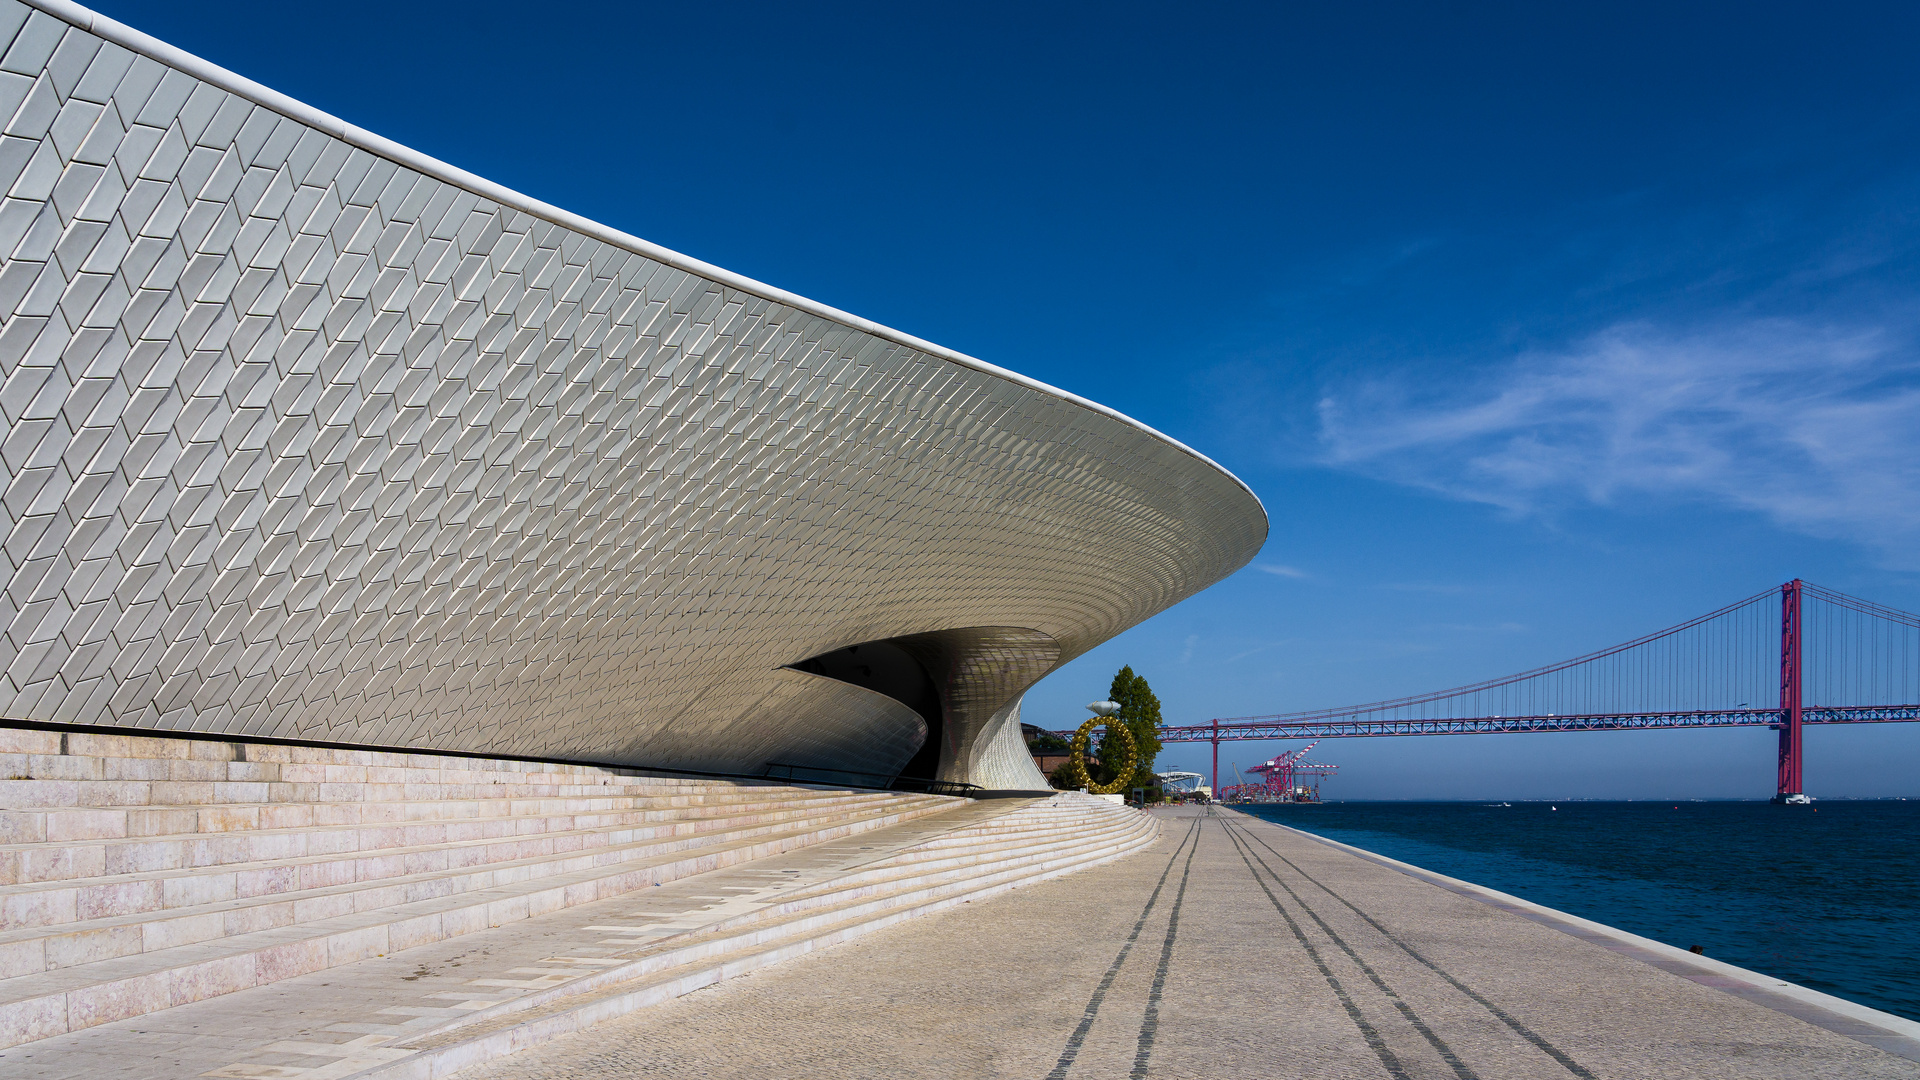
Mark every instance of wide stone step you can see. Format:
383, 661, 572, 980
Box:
561, 803, 1155, 986
786, 813, 1155, 897
0, 791, 945, 926
0, 782, 896, 845
0, 739, 777, 813
0, 730, 713, 791
863, 817, 1126, 859
0, 788, 917, 886
617, 819, 1154, 976
0, 793, 959, 1046
767, 814, 1155, 909
0, 773, 791, 812
348, 799, 1158, 1077
0, 793, 953, 977
890, 806, 1126, 845
684, 825, 1156, 947
0, 761, 725, 793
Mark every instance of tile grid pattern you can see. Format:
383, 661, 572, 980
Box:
0, 0, 1265, 782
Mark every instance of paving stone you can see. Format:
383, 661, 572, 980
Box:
0, 792, 1155, 1078
443, 807, 1920, 1080
0, 728, 974, 1046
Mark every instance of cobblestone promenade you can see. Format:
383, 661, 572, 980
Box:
461, 806, 1920, 1080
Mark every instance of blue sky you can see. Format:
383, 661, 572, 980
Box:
99, 0, 1920, 798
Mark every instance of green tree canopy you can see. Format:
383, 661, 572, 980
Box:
1027, 729, 1070, 752
1099, 665, 1163, 790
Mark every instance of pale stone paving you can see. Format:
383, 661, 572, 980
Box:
0, 724, 971, 1048
454, 807, 1920, 1080
0, 798, 1047, 1080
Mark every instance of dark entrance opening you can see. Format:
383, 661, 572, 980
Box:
788, 641, 943, 781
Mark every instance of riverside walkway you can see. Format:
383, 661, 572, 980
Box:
461, 805, 1920, 1080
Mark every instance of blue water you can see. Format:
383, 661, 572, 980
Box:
1242, 800, 1920, 1021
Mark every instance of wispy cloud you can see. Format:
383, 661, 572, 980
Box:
1255, 564, 1311, 578
1225, 641, 1287, 663
1378, 582, 1470, 595
1317, 317, 1920, 565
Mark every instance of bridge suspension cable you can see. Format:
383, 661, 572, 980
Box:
1154, 580, 1920, 801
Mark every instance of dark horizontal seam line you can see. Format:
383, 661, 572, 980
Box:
1222, 817, 1410, 1080
1044, 816, 1199, 1080
1131, 817, 1203, 1080
1243, 820, 1597, 1079
1224, 818, 1477, 1080
1239, 817, 1598, 1080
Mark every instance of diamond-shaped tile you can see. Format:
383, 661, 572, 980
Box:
0, 0, 1262, 787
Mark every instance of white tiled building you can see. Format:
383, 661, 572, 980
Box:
0, 0, 1264, 789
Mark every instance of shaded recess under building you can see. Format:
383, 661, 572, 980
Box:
0, 0, 1266, 789
789, 627, 1059, 787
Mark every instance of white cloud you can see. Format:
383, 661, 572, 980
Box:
1255, 564, 1311, 578
1317, 318, 1920, 565
1378, 582, 1470, 594
1225, 642, 1282, 663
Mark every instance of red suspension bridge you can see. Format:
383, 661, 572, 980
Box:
1151, 580, 1920, 803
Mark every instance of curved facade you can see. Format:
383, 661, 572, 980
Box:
0, 0, 1266, 787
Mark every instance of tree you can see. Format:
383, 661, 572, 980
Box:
1047, 760, 1079, 790
1101, 665, 1163, 790
1027, 729, 1070, 753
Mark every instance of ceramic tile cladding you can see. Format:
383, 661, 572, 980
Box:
0, 1, 1265, 784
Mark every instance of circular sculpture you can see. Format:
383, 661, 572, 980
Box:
1064, 715, 1137, 795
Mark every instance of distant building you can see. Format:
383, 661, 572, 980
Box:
1031, 748, 1075, 778
1022, 723, 1073, 782
1157, 771, 1206, 794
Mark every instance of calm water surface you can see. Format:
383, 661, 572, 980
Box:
1241, 800, 1920, 1021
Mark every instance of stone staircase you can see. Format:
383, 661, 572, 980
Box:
0, 727, 960, 1048
353, 791, 1158, 1080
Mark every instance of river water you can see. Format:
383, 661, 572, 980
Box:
1241, 799, 1920, 1022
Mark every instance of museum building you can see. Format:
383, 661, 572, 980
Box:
0, 0, 1266, 791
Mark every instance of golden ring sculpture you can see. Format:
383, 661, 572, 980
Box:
1064, 714, 1137, 795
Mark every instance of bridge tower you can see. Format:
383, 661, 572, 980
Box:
1774, 579, 1806, 804
1211, 719, 1220, 797
1158, 576, 1920, 802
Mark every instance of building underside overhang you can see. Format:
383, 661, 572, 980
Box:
0, 0, 1268, 787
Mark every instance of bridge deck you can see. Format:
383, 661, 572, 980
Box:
448, 805, 1917, 1080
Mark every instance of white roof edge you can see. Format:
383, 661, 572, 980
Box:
24, 0, 1265, 517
